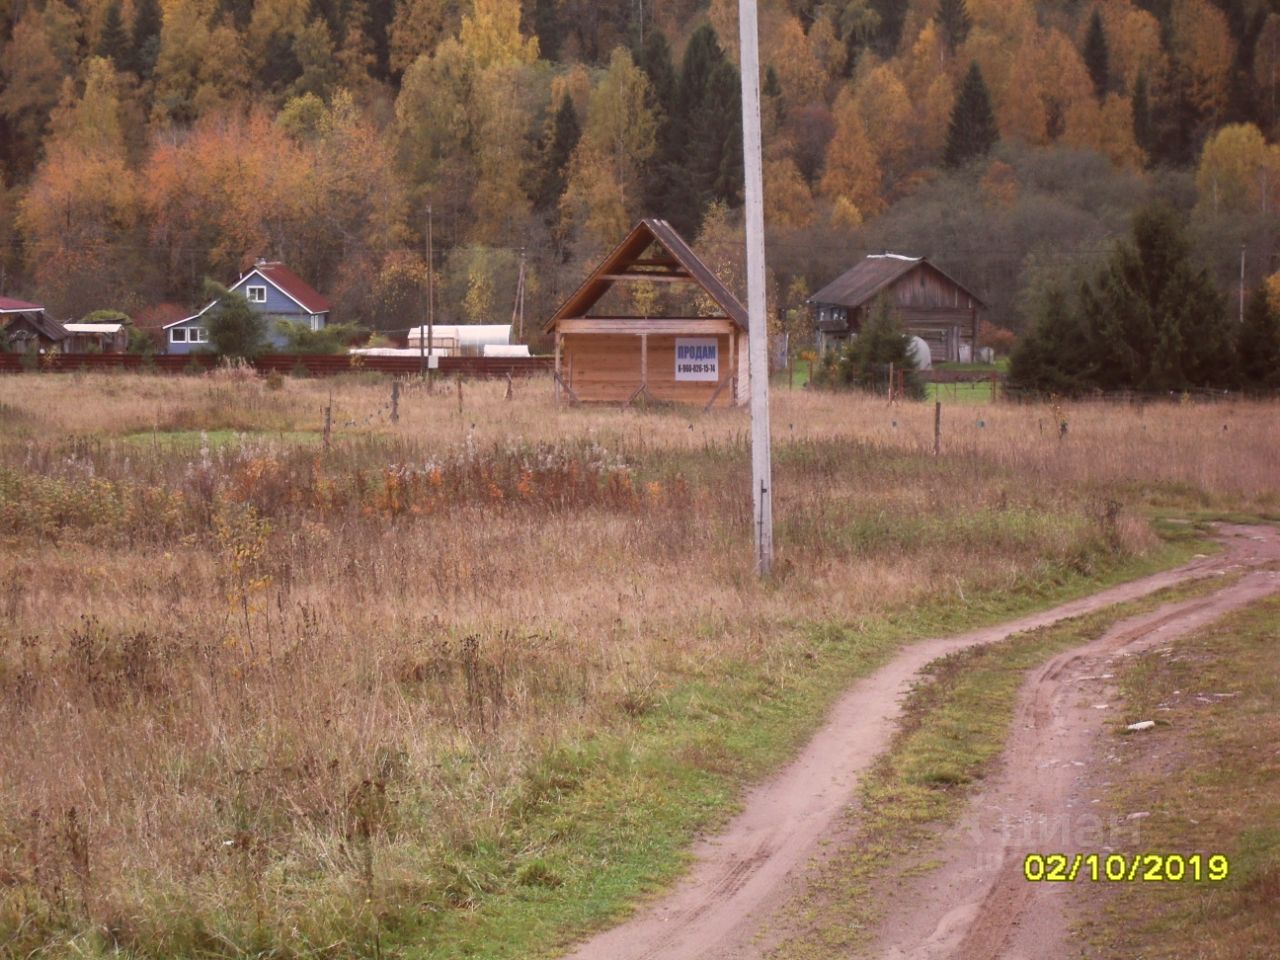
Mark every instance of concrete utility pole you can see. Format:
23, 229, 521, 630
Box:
738, 0, 774, 576
427, 205, 436, 389
1239, 244, 1246, 324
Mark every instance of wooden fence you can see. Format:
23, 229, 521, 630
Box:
0, 353, 553, 379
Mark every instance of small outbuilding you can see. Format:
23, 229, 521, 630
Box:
545, 219, 748, 407
0, 298, 67, 352
808, 254, 984, 363
63, 322, 129, 353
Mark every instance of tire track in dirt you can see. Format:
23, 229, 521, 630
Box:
559, 525, 1280, 960
874, 530, 1280, 960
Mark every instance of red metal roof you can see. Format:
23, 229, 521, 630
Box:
0, 297, 44, 313
251, 262, 331, 314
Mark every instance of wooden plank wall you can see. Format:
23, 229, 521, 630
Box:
888, 264, 977, 310
563, 333, 738, 406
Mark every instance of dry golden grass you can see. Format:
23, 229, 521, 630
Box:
0, 371, 1275, 957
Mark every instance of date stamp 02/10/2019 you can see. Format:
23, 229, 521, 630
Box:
1023, 853, 1230, 883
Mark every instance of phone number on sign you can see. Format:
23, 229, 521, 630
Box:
1023, 853, 1229, 883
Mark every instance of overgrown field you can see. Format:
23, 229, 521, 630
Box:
0, 371, 1276, 959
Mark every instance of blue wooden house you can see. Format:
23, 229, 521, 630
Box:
165, 260, 331, 354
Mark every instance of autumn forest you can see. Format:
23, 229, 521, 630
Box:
0, 0, 1277, 344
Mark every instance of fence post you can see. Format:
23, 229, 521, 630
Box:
505, 372, 513, 401
456, 375, 463, 415
390, 380, 400, 423
933, 400, 941, 457
323, 394, 333, 451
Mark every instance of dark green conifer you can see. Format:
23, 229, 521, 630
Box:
96, 1, 130, 64
1008, 287, 1092, 395
1080, 206, 1231, 391
128, 0, 162, 78
536, 94, 581, 213
1083, 9, 1109, 101
1236, 286, 1280, 390
532, 0, 563, 62
936, 0, 971, 53
1132, 70, 1153, 157
943, 62, 999, 168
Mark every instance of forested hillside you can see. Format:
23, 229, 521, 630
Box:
0, 0, 1277, 342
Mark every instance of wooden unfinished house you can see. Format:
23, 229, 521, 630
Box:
545, 219, 749, 407
808, 254, 984, 363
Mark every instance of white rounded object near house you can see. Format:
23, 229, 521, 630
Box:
907, 335, 932, 371
483, 344, 531, 357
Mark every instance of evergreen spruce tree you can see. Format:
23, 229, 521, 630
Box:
1236, 286, 1280, 389
936, 0, 971, 53
818, 296, 923, 396
217, 0, 255, 30
532, 0, 563, 62
696, 60, 744, 210
868, 0, 907, 57
663, 25, 742, 234
1079, 206, 1231, 391
1225, 6, 1266, 125
763, 65, 782, 99
536, 94, 581, 213
637, 28, 681, 214
203, 283, 269, 360
1083, 9, 1109, 101
366, 0, 395, 82
128, 0, 162, 78
943, 62, 999, 168
1008, 286, 1092, 395
96, 1, 130, 65
1132, 70, 1153, 158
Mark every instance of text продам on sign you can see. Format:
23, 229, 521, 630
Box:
675, 337, 719, 382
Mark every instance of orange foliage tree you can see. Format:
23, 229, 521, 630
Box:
17, 58, 142, 316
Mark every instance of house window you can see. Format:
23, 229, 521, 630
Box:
246, 286, 266, 303
171, 328, 188, 343
191, 327, 209, 343
310, 314, 323, 331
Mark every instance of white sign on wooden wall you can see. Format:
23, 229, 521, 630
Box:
675, 337, 719, 382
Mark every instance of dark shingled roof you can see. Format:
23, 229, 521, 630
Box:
546, 219, 748, 330
0, 302, 67, 341
809, 255, 985, 309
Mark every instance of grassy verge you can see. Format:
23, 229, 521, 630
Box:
380, 536, 1212, 960
775, 359, 813, 389
1078, 593, 1280, 958
120, 428, 322, 449
764, 566, 1238, 960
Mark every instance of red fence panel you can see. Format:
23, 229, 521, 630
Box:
0, 353, 553, 379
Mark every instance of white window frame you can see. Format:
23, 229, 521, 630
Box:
310, 314, 322, 332
246, 285, 267, 303
171, 328, 188, 343
190, 326, 209, 343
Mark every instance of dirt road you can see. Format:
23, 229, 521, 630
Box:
559, 525, 1280, 960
